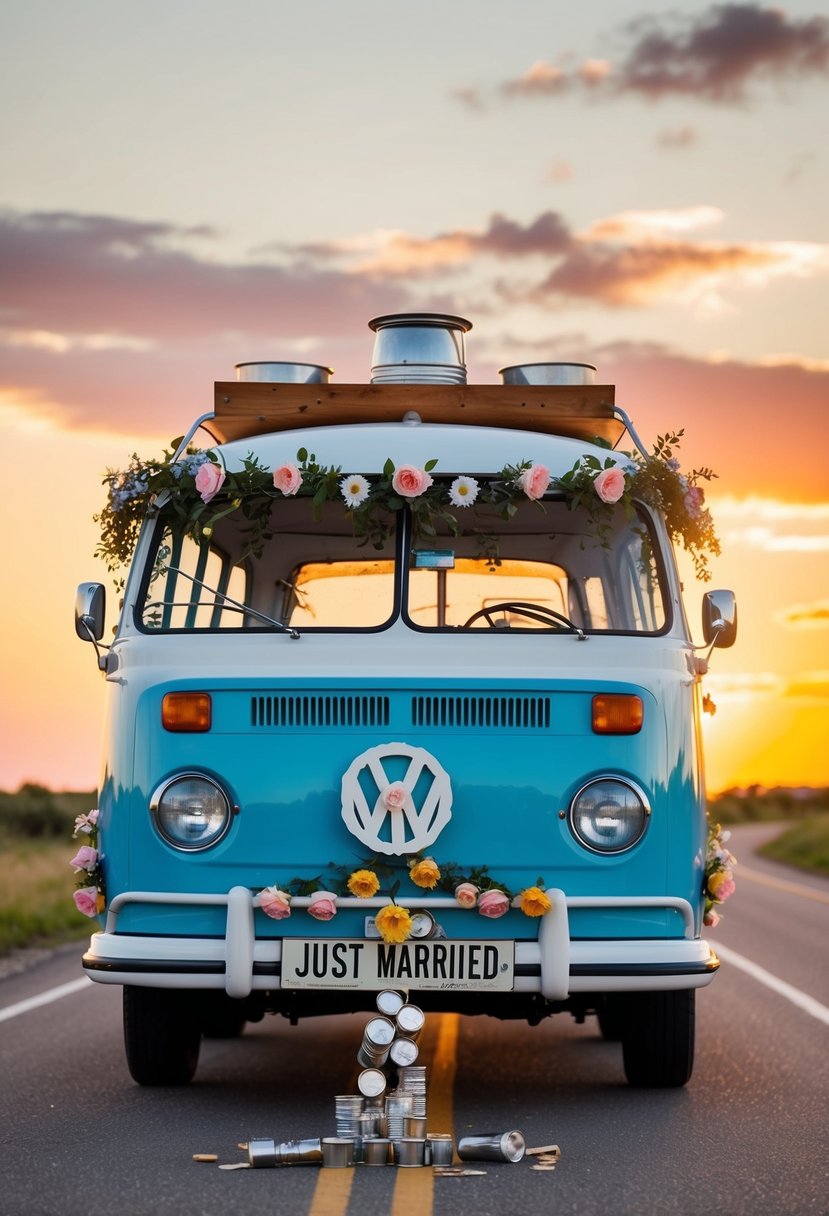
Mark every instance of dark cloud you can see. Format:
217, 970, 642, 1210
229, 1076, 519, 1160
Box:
618, 3, 829, 101
0, 209, 411, 342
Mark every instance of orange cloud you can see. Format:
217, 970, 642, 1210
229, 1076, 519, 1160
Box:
775, 601, 829, 629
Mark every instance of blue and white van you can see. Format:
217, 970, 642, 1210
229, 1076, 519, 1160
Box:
75, 313, 736, 1088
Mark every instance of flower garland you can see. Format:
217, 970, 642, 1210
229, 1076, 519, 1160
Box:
69, 810, 106, 918
256, 854, 552, 944
703, 821, 737, 927
95, 431, 719, 580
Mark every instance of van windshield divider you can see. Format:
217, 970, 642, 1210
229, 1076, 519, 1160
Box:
157, 563, 300, 639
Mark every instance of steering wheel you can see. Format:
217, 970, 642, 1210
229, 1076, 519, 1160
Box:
462, 601, 580, 631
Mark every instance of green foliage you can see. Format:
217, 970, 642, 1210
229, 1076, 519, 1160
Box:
0, 785, 96, 840
709, 786, 829, 824
758, 814, 829, 876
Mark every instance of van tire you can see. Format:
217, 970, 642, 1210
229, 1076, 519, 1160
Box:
596, 995, 624, 1041
621, 990, 695, 1088
123, 986, 201, 1086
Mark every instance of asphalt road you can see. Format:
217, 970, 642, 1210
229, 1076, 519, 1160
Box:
1, 824, 826, 1216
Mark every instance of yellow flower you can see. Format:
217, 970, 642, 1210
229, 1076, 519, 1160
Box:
409, 857, 441, 890
347, 868, 380, 898
375, 903, 413, 944
517, 886, 551, 917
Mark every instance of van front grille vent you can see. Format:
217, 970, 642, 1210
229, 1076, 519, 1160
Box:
411, 695, 551, 730
251, 694, 390, 729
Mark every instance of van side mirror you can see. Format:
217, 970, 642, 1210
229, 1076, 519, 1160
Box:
75, 582, 106, 642
702, 589, 737, 648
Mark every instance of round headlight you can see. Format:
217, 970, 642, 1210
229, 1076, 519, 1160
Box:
151, 774, 232, 851
569, 777, 650, 854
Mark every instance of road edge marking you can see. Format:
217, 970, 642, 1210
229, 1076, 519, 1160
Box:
738, 864, 829, 905
716, 943, 829, 1026
0, 977, 91, 1023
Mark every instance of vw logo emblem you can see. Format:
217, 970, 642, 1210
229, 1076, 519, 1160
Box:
340, 741, 453, 855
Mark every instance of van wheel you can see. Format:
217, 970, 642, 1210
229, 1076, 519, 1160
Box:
123, 987, 201, 1086
199, 993, 247, 1039
621, 990, 695, 1088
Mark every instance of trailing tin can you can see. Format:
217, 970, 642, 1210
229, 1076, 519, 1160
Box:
357, 1067, 387, 1098
395, 1004, 425, 1040
427, 1134, 454, 1166
247, 1138, 278, 1168
376, 990, 406, 1017
457, 1130, 526, 1162
363, 1138, 392, 1166
322, 1137, 354, 1168
394, 1137, 427, 1167
404, 1115, 428, 1138
360, 1015, 396, 1065
389, 1037, 419, 1067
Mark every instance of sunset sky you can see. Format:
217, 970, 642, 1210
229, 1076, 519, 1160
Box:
1, 0, 827, 794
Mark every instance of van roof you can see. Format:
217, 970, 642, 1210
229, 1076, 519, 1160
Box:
203, 380, 624, 448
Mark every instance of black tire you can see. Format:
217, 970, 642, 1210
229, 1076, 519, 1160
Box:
620, 989, 695, 1088
123, 986, 201, 1086
596, 994, 624, 1041
199, 993, 247, 1039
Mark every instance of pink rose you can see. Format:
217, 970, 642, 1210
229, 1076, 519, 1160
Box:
593, 466, 626, 504
714, 876, 736, 902
308, 890, 338, 921
273, 463, 302, 496
69, 845, 99, 873
477, 889, 510, 919
455, 882, 479, 909
684, 486, 705, 515
703, 908, 721, 928
519, 464, 550, 501
391, 465, 433, 498
73, 886, 100, 918
259, 887, 292, 920
194, 461, 226, 504
383, 782, 408, 811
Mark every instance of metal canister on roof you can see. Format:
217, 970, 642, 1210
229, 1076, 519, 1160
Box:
395, 1003, 425, 1040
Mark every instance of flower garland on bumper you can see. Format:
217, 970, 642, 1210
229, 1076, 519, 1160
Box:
704, 822, 737, 927
256, 854, 553, 944
69, 810, 106, 918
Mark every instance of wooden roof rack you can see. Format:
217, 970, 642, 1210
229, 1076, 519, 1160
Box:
205, 381, 623, 447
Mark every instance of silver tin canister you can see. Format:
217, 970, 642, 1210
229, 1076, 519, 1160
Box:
499, 361, 596, 386
427, 1134, 454, 1166
357, 1044, 389, 1068
457, 1130, 526, 1162
394, 1137, 427, 1167
389, 1037, 419, 1067
404, 1115, 428, 1138
376, 989, 406, 1017
368, 313, 472, 385
395, 1004, 425, 1040
277, 1138, 323, 1164
357, 1068, 387, 1098
234, 361, 333, 383
247, 1138, 278, 1168
322, 1137, 354, 1168
364, 1138, 392, 1166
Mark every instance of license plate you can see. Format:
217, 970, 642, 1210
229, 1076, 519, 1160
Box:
281, 939, 514, 991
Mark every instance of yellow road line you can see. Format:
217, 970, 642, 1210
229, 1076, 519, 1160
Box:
391, 1012, 460, 1216
738, 864, 829, 905
308, 1168, 355, 1216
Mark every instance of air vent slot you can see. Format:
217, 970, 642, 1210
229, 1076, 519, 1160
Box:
252, 694, 390, 729
412, 695, 551, 730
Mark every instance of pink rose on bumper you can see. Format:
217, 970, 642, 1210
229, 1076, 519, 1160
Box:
259, 886, 292, 920
703, 908, 721, 928
391, 465, 433, 498
308, 891, 338, 921
273, 463, 302, 496
73, 886, 100, 918
69, 845, 99, 873
454, 882, 479, 909
194, 462, 226, 504
518, 464, 550, 501
383, 782, 408, 811
477, 889, 510, 918
593, 466, 626, 504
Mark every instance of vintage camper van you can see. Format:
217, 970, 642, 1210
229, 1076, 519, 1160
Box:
75, 313, 736, 1088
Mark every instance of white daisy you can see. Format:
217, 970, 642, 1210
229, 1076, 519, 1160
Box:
340, 474, 370, 508
448, 475, 480, 507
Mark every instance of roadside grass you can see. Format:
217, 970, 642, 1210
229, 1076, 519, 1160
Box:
758, 814, 829, 878
0, 836, 92, 953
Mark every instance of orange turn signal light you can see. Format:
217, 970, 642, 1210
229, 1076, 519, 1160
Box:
162, 692, 212, 732
592, 694, 643, 735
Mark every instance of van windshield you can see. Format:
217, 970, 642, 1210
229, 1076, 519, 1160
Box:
137, 495, 667, 634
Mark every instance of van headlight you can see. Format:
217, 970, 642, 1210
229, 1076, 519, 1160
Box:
151, 773, 232, 851
568, 777, 650, 854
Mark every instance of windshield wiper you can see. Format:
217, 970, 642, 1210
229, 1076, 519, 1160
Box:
159, 564, 300, 639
